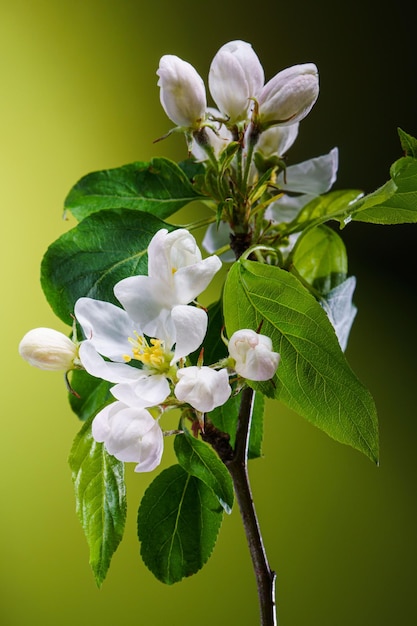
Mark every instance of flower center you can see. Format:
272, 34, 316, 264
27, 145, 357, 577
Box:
123, 332, 172, 372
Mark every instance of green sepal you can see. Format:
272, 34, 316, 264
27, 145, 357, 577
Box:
41, 209, 175, 324
223, 259, 379, 463
68, 369, 113, 421
69, 416, 127, 587
137, 464, 223, 584
174, 428, 234, 513
64, 157, 205, 221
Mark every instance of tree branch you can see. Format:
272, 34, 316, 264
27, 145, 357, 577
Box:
226, 387, 277, 626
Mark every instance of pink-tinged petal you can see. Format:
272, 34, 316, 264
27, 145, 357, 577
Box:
171, 305, 208, 362
111, 374, 170, 408
75, 297, 137, 361
79, 341, 140, 383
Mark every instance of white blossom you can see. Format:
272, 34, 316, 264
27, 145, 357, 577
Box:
114, 229, 221, 362
209, 40, 264, 123
175, 366, 231, 413
92, 401, 164, 472
258, 63, 319, 127
74, 297, 172, 408
157, 55, 206, 129
228, 329, 280, 381
254, 123, 299, 159
18, 327, 78, 371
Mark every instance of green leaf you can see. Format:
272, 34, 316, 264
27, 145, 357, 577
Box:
223, 260, 379, 462
69, 417, 126, 587
350, 156, 417, 224
208, 391, 265, 460
293, 189, 363, 229
65, 157, 205, 221
397, 127, 417, 158
68, 369, 113, 421
292, 224, 347, 295
174, 429, 234, 513
137, 464, 223, 584
41, 209, 174, 324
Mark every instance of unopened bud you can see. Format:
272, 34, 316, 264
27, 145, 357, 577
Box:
228, 329, 280, 381
19, 327, 78, 371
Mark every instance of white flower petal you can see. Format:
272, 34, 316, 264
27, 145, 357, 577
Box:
258, 63, 319, 125
171, 305, 208, 362
277, 147, 339, 195
79, 341, 141, 383
157, 55, 206, 128
209, 40, 264, 122
173, 255, 222, 303
92, 401, 164, 472
75, 297, 137, 361
111, 374, 170, 408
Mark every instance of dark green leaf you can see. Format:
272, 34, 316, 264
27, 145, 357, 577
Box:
292, 224, 347, 295
69, 417, 126, 587
174, 429, 234, 513
208, 391, 265, 460
351, 157, 417, 224
65, 157, 205, 221
223, 260, 379, 463
68, 369, 113, 421
137, 464, 223, 584
41, 209, 174, 324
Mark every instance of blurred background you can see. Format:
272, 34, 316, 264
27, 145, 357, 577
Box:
2, 1, 416, 625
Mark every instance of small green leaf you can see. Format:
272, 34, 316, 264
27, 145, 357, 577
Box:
69, 418, 126, 587
351, 156, 417, 224
292, 224, 347, 295
397, 127, 417, 158
208, 392, 265, 460
223, 260, 379, 463
174, 429, 234, 513
65, 157, 205, 221
137, 464, 223, 584
41, 209, 174, 324
68, 369, 113, 421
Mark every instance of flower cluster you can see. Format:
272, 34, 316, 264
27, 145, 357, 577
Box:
19, 228, 280, 473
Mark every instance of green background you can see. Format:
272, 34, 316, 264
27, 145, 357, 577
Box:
2, 1, 416, 624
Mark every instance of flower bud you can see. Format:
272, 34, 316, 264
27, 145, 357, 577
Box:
254, 122, 299, 158
157, 54, 207, 129
209, 40, 264, 124
258, 63, 319, 127
228, 329, 280, 381
92, 401, 164, 473
175, 366, 231, 413
19, 327, 78, 371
